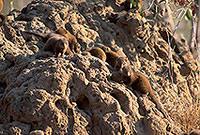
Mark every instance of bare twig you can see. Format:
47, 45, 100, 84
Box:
197, 0, 200, 60
167, 6, 189, 83
190, 13, 197, 54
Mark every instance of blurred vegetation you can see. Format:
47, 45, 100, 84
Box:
2, 0, 32, 13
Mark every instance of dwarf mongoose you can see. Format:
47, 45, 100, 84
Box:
131, 72, 171, 120
23, 27, 81, 53
105, 50, 171, 121
111, 57, 134, 86
23, 29, 73, 56
44, 35, 73, 57
0, 0, 5, 26
105, 50, 120, 67
55, 27, 81, 54
88, 47, 107, 62
102, 48, 134, 86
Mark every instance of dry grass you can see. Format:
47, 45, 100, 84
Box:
170, 97, 200, 133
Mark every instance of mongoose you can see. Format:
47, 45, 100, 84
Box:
105, 50, 120, 67
131, 72, 171, 120
44, 35, 72, 57
23, 27, 81, 53
23, 30, 73, 57
88, 47, 107, 62
0, 0, 5, 26
111, 57, 134, 86
55, 27, 81, 54
103, 49, 134, 86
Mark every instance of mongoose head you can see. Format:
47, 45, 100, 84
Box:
100, 45, 111, 53
56, 26, 81, 54
111, 57, 134, 86
54, 39, 70, 57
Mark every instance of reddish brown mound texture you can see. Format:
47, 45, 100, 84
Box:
0, 0, 199, 134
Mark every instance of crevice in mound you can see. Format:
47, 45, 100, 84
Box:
110, 92, 128, 114
0, 82, 6, 95
141, 52, 154, 61
67, 108, 74, 135
154, 45, 167, 60
55, 99, 67, 114
76, 96, 91, 116
159, 29, 180, 54
8, 61, 15, 68
9, 115, 14, 123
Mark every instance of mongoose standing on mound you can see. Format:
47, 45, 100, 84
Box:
55, 27, 81, 54
23, 28, 73, 57
111, 56, 134, 86
0, 0, 5, 26
103, 49, 134, 85
131, 72, 171, 120
23, 27, 81, 54
105, 50, 120, 67
43, 35, 72, 57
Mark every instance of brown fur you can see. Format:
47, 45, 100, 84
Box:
104, 49, 134, 86
111, 57, 134, 86
43, 35, 72, 57
105, 50, 120, 67
88, 47, 106, 62
55, 27, 81, 54
0, 0, 5, 26
131, 72, 171, 120
95, 44, 111, 53
23, 27, 81, 54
